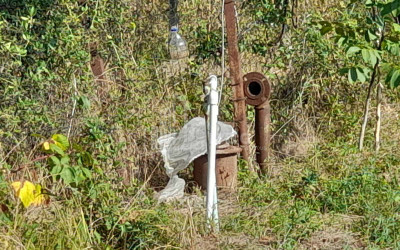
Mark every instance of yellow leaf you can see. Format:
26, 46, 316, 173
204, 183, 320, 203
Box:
31, 184, 47, 206
19, 181, 36, 208
12, 181, 48, 208
43, 141, 50, 150
11, 181, 22, 194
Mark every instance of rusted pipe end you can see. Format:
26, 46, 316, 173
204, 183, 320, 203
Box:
243, 72, 270, 107
243, 72, 271, 174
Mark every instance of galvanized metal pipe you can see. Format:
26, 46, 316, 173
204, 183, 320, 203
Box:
206, 75, 219, 231
224, 0, 251, 167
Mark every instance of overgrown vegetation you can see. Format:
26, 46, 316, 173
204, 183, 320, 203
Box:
1, 0, 400, 249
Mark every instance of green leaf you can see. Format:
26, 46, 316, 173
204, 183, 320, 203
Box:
72, 143, 84, 152
390, 70, 400, 88
348, 30, 356, 39
363, 67, 372, 76
385, 69, 394, 84
51, 165, 62, 175
346, 46, 361, 56
376, 15, 385, 28
74, 167, 86, 184
393, 23, 400, 33
75, 174, 86, 184
320, 25, 333, 35
381, 0, 400, 16
348, 67, 358, 83
373, 50, 381, 61
49, 144, 65, 156
335, 26, 345, 37
94, 230, 102, 243
361, 49, 370, 64
94, 166, 103, 175
49, 156, 60, 167
385, 40, 400, 56
367, 30, 378, 42
356, 68, 366, 83
60, 167, 75, 184
60, 156, 70, 166
337, 37, 347, 46
369, 50, 377, 66
29, 7, 36, 16
82, 168, 92, 179
80, 152, 94, 168
78, 96, 91, 109
339, 67, 349, 75
390, 43, 400, 56
52, 134, 69, 150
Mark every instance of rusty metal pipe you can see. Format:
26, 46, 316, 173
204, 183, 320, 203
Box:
224, 0, 251, 167
255, 103, 270, 174
243, 72, 271, 174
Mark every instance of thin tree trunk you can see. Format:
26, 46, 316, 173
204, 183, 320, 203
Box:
359, 63, 378, 151
359, 20, 384, 151
375, 82, 382, 152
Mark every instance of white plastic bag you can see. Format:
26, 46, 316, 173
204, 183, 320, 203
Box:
156, 117, 236, 202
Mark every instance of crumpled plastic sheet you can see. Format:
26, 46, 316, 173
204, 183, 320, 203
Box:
156, 117, 236, 203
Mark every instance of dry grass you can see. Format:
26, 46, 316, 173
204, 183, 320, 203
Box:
300, 228, 365, 250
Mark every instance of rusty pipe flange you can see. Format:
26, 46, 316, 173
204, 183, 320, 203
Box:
243, 72, 271, 107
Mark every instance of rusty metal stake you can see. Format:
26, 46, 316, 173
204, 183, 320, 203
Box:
224, 0, 251, 169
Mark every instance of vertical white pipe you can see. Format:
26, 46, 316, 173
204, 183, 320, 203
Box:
206, 75, 219, 230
